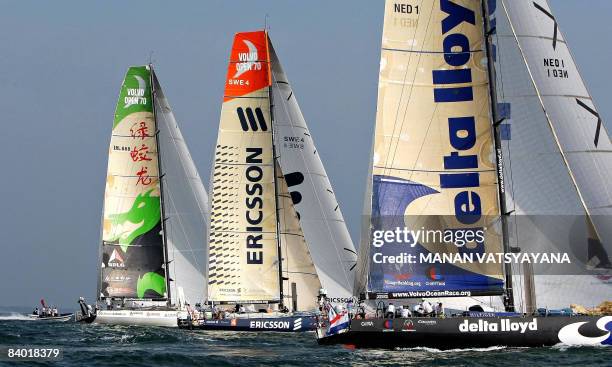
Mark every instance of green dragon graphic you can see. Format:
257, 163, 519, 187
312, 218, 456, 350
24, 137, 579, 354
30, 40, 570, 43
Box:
109, 189, 161, 252
137, 272, 166, 298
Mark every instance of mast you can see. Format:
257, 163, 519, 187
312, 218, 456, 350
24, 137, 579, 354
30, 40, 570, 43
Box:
266, 30, 285, 308
481, 0, 515, 312
149, 64, 171, 304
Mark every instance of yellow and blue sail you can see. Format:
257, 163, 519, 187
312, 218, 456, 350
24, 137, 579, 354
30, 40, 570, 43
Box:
359, 0, 505, 297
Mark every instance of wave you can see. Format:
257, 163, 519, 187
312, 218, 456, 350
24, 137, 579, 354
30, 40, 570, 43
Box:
396, 346, 510, 353
552, 343, 610, 351
0, 312, 32, 321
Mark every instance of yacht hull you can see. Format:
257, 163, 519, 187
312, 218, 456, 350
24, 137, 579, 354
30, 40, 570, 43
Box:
92, 310, 179, 327
178, 315, 317, 332
316, 316, 612, 348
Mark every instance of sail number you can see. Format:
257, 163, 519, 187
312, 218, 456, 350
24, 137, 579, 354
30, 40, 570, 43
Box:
393, 3, 419, 28
394, 3, 419, 14
544, 58, 569, 79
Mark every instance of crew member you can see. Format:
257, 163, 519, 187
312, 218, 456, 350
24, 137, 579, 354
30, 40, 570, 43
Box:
358, 300, 366, 319
386, 302, 396, 318
186, 303, 194, 323
317, 288, 328, 312
401, 306, 412, 318
347, 299, 355, 318
421, 298, 433, 316
334, 303, 344, 316
33, 307, 39, 316
396, 305, 403, 318
413, 304, 423, 316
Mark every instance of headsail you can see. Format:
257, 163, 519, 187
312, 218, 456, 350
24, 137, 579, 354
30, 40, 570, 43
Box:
500, 0, 612, 238
276, 162, 322, 310
153, 70, 210, 306
207, 31, 281, 304
100, 66, 166, 300
269, 42, 358, 301
356, 0, 505, 299
492, 0, 612, 310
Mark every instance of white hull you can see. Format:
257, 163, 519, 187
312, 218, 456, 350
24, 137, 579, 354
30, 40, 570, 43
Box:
94, 310, 178, 327
27, 314, 73, 322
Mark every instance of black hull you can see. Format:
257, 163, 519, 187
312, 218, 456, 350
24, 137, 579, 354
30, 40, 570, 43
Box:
317, 316, 612, 349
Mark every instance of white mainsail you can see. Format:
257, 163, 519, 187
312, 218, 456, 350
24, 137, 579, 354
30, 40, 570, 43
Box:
153, 71, 210, 306
270, 43, 358, 301
493, 0, 612, 310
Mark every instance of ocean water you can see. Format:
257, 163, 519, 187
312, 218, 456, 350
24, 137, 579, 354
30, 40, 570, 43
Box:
0, 312, 610, 366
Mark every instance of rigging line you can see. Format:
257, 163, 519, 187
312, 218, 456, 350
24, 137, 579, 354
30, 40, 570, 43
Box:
380, 0, 436, 217
373, 166, 496, 173
495, 34, 565, 45
490, 12, 521, 236
382, 48, 483, 54
501, 0, 606, 242
151, 68, 172, 303
270, 57, 354, 292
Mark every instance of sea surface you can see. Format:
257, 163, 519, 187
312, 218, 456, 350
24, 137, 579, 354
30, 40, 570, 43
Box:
0, 311, 610, 367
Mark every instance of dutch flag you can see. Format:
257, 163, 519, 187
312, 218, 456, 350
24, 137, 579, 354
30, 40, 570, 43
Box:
327, 304, 350, 336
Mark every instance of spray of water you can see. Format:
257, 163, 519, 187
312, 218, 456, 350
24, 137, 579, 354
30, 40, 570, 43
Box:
0, 312, 32, 321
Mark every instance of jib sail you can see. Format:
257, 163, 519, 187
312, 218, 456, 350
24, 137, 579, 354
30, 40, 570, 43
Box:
269, 42, 358, 301
492, 0, 612, 310
153, 71, 210, 306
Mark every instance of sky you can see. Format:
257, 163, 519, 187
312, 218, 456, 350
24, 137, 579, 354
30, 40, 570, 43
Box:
0, 0, 611, 308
